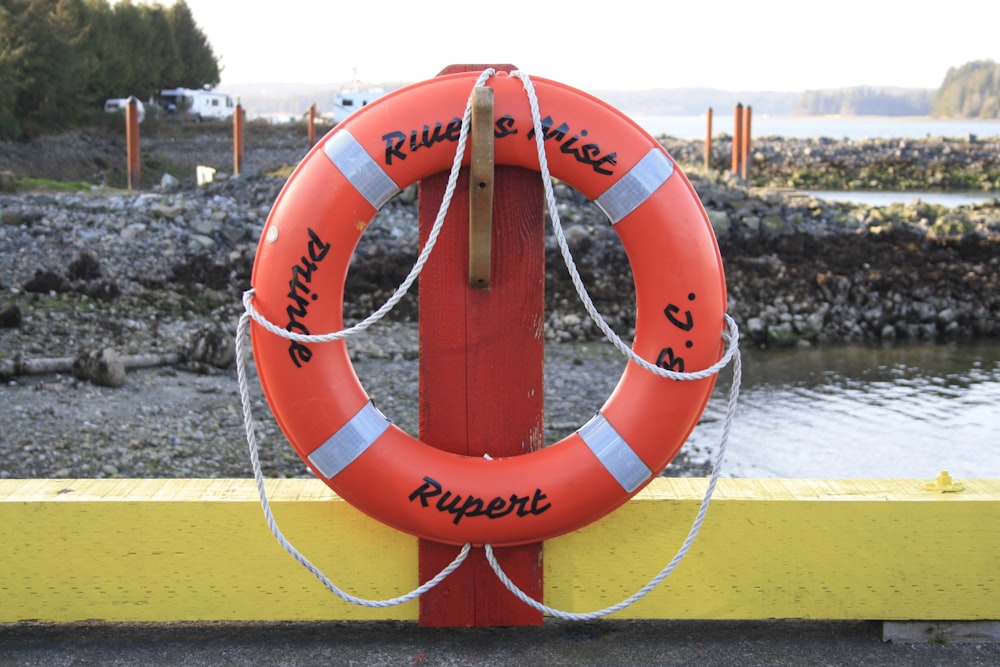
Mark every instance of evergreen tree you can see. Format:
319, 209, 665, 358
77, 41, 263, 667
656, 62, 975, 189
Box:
793, 87, 932, 117
167, 0, 219, 89
74, 0, 116, 103
0, 2, 19, 136
0, 0, 222, 138
0, 0, 89, 137
932, 60, 1000, 119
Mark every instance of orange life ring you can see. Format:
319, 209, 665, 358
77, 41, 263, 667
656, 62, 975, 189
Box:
249, 71, 727, 547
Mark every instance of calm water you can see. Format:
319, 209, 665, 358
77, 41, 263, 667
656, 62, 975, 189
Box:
635, 114, 1000, 140
804, 190, 998, 208
687, 343, 1000, 479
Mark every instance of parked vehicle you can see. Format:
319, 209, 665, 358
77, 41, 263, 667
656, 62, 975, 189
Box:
160, 88, 234, 121
104, 97, 145, 122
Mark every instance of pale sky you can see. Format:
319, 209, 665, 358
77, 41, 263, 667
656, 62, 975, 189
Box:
177, 0, 998, 92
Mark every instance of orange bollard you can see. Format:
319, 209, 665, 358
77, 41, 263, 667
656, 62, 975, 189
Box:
705, 107, 713, 174
741, 104, 752, 181
732, 102, 743, 175
126, 96, 140, 190
233, 100, 244, 175
307, 103, 317, 146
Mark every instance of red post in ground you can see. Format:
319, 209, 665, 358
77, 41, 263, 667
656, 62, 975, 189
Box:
417, 63, 545, 627
233, 100, 244, 175
732, 102, 743, 175
741, 104, 752, 181
705, 107, 713, 174
126, 97, 140, 190
307, 103, 317, 146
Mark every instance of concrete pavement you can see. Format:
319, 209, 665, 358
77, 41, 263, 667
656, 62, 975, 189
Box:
3, 620, 1000, 666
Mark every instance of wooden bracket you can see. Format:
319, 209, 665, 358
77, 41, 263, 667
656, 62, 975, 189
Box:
469, 86, 495, 289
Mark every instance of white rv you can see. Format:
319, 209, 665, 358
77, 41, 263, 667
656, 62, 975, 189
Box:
160, 88, 234, 121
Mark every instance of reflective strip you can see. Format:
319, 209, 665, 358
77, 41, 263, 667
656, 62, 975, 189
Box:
323, 130, 400, 209
308, 401, 390, 479
594, 149, 674, 224
577, 413, 653, 493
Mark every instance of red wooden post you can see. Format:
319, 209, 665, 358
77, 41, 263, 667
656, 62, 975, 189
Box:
308, 103, 317, 146
704, 107, 713, 174
741, 104, 752, 181
126, 97, 140, 190
233, 100, 244, 175
417, 63, 545, 627
732, 102, 743, 175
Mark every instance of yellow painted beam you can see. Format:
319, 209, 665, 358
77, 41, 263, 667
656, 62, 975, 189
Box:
0, 479, 418, 622
1, 478, 998, 623
546, 478, 1000, 620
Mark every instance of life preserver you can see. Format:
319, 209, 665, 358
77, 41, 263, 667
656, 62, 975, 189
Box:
249, 71, 727, 547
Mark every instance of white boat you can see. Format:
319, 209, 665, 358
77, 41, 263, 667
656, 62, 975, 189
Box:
331, 70, 384, 123
332, 86, 383, 123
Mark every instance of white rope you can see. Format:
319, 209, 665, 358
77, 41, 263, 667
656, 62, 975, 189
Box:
475, 70, 744, 619
232, 69, 498, 606
236, 312, 471, 606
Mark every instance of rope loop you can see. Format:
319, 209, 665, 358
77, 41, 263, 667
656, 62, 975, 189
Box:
483, 324, 742, 620
236, 312, 471, 607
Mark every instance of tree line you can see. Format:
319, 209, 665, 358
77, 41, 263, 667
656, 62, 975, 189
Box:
0, 0, 220, 139
793, 60, 1000, 119
793, 87, 934, 117
931, 60, 1000, 118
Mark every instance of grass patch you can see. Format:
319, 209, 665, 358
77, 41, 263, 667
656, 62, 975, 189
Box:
15, 176, 95, 192
267, 165, 295, 179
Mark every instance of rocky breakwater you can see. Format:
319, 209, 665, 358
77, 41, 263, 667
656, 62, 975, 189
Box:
0, 175, 445, 379
702, 179, 1000, 346
661, 134, 1000, 192
1, 170, 998, 364
545, 175, 1000, 347
2, 131, 1000, 360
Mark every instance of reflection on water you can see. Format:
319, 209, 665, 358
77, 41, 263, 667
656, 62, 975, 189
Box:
690, 343, 1000, 478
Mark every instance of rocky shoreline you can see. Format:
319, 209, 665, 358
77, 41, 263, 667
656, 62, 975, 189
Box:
1, 127, 999, 479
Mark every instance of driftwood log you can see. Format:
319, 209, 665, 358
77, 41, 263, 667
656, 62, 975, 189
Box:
0, 325, 235, 386
0, 351, 182, 387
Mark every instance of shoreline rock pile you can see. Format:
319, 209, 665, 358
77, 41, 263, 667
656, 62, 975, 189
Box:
661, 134, 1000, 192
2, 130, 999, 366
1, 171, 998, 361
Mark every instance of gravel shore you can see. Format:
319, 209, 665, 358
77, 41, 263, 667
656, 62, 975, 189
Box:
1, 319, 681, 480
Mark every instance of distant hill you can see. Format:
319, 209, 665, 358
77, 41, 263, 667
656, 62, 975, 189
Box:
591, 88, 801, 116
220, 81, 977, 120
